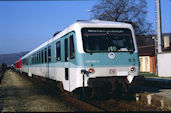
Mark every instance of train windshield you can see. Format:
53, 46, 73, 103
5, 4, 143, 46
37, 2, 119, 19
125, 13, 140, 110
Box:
82, 28, 135, 53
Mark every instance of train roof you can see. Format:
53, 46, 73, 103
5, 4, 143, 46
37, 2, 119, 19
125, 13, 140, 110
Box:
21, 20, 134, 59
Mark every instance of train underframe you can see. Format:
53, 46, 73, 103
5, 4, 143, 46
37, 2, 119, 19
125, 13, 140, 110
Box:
18, 68, 133, 99
73, 76, 131, 99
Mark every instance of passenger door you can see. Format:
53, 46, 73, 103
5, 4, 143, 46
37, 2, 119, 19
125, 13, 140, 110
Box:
64, 33, 75, 91
64, 38, 69, 80
28, 57, 31, 77
63, 38, 70, 91
48, 45, 51, 79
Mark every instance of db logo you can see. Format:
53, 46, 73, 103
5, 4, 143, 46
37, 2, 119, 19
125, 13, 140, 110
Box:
108, 52, 115, 59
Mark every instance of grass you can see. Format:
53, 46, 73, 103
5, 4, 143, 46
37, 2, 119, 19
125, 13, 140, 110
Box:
140, 72, 171, 79
140, 72, 158, 77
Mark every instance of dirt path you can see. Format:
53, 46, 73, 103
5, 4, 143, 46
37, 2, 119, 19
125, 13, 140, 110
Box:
0, 70, 77, 112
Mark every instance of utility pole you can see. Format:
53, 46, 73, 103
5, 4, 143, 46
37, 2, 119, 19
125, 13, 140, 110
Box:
155, 0, 162, 53
155, 0, 162, 75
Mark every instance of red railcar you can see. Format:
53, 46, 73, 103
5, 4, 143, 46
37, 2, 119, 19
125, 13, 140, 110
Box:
15, 59, 21, 69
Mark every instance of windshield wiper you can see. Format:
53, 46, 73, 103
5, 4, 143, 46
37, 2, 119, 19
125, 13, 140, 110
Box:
129, 50, 134, 54
87, 50, 93, 55
89, 51, 93, 55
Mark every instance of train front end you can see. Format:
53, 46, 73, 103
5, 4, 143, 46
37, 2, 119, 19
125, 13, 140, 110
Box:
76, 22, 140, 97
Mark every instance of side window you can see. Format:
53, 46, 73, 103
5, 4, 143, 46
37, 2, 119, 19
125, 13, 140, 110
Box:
65, 39, 68, 62
34, 54, 36, 64
35, 54, 36, 64
33, 54, 35, 64
33, 55, 35, 64
23, 59, 25, 65
70, 35, 75, 59
37, 52, 39, 64
35, 53, 36, 64
45, 48, 47, 63
37, 53, 38, 64
56, 41, 61, 61
26, 58, 28, 65
41, 50, 43, 63
39, 51, 41, 64
33, 55, 34, 64
21, 60, 23, 66
48, 46, 51, 62
32, 55, 34, 64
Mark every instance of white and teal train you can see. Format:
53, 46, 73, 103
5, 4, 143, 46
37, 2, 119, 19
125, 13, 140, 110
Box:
20, 20, 140, 97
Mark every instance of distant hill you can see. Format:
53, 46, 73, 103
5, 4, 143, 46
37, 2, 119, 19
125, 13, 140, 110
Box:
0, 51, 29, 66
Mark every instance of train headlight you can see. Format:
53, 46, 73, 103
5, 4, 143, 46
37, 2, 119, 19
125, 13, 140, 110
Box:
88, 68, 95, 74
130, 67, 136, 73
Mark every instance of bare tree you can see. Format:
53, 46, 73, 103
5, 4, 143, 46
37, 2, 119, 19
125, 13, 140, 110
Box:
91, 0, 154, 35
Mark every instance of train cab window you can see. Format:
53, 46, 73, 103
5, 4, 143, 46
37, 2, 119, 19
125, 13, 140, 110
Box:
82, 28, 134, 53
65, 39, 68, 62
45, 48, 47, 63
48, 46, 51, 62
56, 41, 61, 61
70, 35, 75, 59
41, 50, 43, 63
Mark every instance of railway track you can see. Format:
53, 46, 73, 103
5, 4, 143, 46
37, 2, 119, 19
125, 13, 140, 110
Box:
15, 70, 164, 112
85, 98, 162, 112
